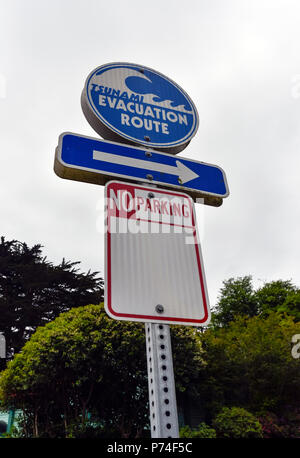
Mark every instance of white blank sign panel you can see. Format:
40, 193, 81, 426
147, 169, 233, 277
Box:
105, 181, 210, 326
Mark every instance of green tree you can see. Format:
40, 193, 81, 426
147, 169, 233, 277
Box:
212, 276, 258, 327
212, 276, 300, 327
198, 312, 300, 419
280, 290, 300, 322
255, 280, 300, 321
0, 237, 103, 362
180, 422, 216, 438
212, 407, 263, 438
0, 304, 204, 438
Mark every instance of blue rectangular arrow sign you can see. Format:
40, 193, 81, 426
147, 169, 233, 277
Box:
54, 132, 229, 205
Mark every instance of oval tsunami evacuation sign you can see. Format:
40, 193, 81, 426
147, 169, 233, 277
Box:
81, 62, 199, 154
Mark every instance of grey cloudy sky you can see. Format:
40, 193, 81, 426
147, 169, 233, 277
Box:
0, 0, 299, 307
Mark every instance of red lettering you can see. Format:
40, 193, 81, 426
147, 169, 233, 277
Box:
173, 203, 181, 217
136, 196, 144, 210
160, 200, 169, 215
108, 188, 135, 219
182, 204, 189, 217
145, 198, 152, 211
153, 199, 161, 213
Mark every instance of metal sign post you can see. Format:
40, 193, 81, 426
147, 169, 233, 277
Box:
145, 323, 179, 438
141, 182, 179, 438
104, 179, 210, 438
54, 61, 229, 440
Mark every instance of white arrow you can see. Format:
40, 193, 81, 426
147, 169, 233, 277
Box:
92, 150, 199, 184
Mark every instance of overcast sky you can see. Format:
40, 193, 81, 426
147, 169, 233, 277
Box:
0, 0, 299, 308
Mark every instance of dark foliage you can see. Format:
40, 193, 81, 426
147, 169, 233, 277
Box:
0, 236, 104, 364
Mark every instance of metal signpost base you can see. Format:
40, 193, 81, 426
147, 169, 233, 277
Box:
145, 323, 179, 438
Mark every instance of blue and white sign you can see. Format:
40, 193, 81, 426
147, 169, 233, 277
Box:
81, 63, 199, 154
54, 132, 229, 205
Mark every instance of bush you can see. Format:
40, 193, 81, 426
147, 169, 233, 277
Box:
259, 409, 300, 438
65, 420, 118, 438
213, 407, 263, 438
180, 423, 216, 438
258, 412, 284, 438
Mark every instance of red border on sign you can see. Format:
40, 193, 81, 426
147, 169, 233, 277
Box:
105, 181, 209, 325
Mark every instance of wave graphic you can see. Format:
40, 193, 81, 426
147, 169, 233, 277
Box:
91, 66, 192, 114
125, 70, 192, 112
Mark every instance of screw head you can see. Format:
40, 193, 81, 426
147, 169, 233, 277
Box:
156, 304, 164, 314
145, 151, 152, 157
146, 174, 153, 181
148, 192, 155, 199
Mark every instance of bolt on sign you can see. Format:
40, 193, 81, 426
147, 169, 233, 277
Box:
105, 181, 210, 326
